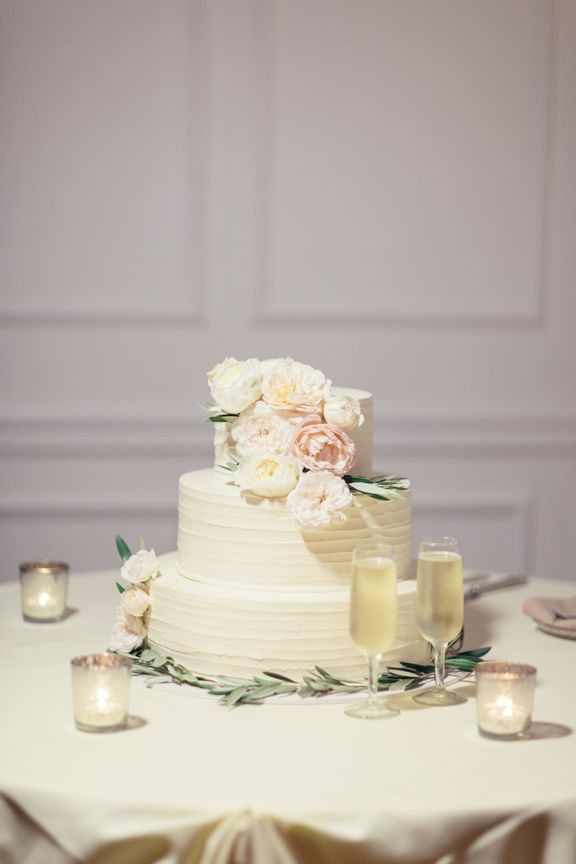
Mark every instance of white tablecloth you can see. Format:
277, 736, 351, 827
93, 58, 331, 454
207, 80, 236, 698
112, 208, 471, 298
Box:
1, 570, 575, 864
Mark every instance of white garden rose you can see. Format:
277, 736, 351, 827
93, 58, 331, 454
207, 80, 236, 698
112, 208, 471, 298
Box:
261, 358, 331, 413
109, 608, 147, 653
121, 584, 151, 618
208, 357, 262, 414
236, 451, 301, 498
323, 395, 364, 430
231, 400, 298, 457
287, 471, 353, 528
120, 549, 160, 584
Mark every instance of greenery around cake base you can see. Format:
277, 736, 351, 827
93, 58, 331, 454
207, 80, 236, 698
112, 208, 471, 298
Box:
111, 646, 490, 707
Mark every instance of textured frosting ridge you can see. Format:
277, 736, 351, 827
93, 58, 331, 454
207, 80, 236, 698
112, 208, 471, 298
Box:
148, 554, 424, 680
177, 469, 411, 589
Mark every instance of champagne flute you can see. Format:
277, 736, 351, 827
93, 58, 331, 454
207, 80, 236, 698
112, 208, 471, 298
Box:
414, 537, 466, 706
345, 543, 399, 719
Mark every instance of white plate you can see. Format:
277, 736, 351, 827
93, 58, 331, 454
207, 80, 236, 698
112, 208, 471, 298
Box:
537, 622, 576, 640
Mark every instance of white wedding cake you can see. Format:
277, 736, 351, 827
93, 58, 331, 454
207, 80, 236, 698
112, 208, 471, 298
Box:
132, 359, 425, 680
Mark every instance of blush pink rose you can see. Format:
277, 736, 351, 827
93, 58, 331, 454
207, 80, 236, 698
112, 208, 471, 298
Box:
292, 416, 356, 476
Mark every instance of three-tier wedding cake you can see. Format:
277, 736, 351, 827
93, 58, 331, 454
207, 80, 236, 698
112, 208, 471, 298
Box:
112, 358, 424, 680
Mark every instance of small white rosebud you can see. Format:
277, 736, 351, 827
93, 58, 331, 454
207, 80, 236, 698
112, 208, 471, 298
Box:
120, 549, 160, 585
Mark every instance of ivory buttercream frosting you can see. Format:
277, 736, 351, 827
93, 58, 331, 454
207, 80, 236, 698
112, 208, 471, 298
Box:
145, 374, 423, 680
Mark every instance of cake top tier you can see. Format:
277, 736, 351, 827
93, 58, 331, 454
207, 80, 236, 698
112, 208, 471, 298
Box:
204, 357, 407, 530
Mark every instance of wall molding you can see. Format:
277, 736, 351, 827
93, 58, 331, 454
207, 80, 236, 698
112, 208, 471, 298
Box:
252, 0, 555, 329
0, 492, 534, 572
1, 414, 575, 459
0, 310, 204, 328
0, 500, 176, 520
415, 493, 533, 573
0, 0, 209, 330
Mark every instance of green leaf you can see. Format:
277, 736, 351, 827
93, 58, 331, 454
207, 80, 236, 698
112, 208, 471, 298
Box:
223, 686, 252, 707
264, 671, 295, 682
348, 482, 391, 500
139, 649, 161, 662
208, 414, 238, 423
115, 581, 125, 594
459, 646, 492, 658
115, 535, 132, 562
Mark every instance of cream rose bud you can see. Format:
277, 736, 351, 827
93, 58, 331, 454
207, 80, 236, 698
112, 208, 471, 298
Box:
109, 608, 147, 653
287, 471, 353, 529
121, 584, 150, 618
120, 549, 160, 585
323, 396, 364, 430
236, 451, 301, 498
208, 357, 262, 415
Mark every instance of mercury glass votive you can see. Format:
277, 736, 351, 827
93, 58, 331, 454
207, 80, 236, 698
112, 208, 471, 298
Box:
476, 662, 537, 739
19, 561, 69, 622
71, 654, 132, 732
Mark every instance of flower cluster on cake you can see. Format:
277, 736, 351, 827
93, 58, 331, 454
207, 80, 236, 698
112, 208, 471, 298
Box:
206, 356, 407, 528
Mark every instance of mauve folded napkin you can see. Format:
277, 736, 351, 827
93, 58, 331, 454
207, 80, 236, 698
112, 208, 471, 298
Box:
523, 595, 576, 631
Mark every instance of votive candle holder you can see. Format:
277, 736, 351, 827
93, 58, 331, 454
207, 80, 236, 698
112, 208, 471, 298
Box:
71, 654, 132, 732
19, 561, 69, 622
476, 661, 537, 739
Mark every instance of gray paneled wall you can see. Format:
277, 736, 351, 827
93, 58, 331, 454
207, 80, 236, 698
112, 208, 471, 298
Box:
1, 0, 575, 582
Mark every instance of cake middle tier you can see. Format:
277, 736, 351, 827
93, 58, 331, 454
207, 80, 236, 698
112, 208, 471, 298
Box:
177, 469, 412, 590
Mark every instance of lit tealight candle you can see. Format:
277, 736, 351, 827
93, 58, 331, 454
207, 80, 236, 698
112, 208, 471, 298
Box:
71, 654, 132, 732
476, 662, 537, 739
19, 562, 69, 622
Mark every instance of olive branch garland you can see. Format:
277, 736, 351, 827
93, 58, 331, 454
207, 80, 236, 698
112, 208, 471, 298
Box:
112, 646, 491, 707
113, 534, 490, 706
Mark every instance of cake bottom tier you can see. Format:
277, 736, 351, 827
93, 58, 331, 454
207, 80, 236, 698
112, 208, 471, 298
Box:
148, 554, 426, 680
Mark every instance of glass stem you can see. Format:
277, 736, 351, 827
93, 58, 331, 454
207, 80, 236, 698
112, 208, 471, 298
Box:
433, 642, 446, 690
368, 654, 381, 702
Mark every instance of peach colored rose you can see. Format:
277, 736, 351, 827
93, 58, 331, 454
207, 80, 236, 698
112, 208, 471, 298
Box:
109, 607, 147, 653
121, 584, 151, 618
287, 471, 353, 528
261, 358, 331, 413
292, 416, 355, 476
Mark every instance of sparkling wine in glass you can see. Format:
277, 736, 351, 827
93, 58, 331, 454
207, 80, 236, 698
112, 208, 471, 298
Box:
414, 537, 466, 706
345, 543, 399, 719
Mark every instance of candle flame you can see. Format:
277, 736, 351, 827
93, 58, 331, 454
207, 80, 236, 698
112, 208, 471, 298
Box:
96, 688, 110, 712
38, 591, 51, 607
496, 695, 514, 717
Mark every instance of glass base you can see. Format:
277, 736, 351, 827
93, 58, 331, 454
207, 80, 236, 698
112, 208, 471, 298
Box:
412, 687, 467, 706
412, 687, 468, 705
478, 727, 530, 741
23, 612, 66, 623
75, 718, 128, 733
345, 698, 399, 720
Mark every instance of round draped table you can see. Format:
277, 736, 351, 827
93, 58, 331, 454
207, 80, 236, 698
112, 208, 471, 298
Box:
0, 569, 575, 864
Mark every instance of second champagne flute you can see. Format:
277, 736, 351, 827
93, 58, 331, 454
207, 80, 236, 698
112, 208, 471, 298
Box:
346, 543, 399, 720
414, 536, 466, 706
